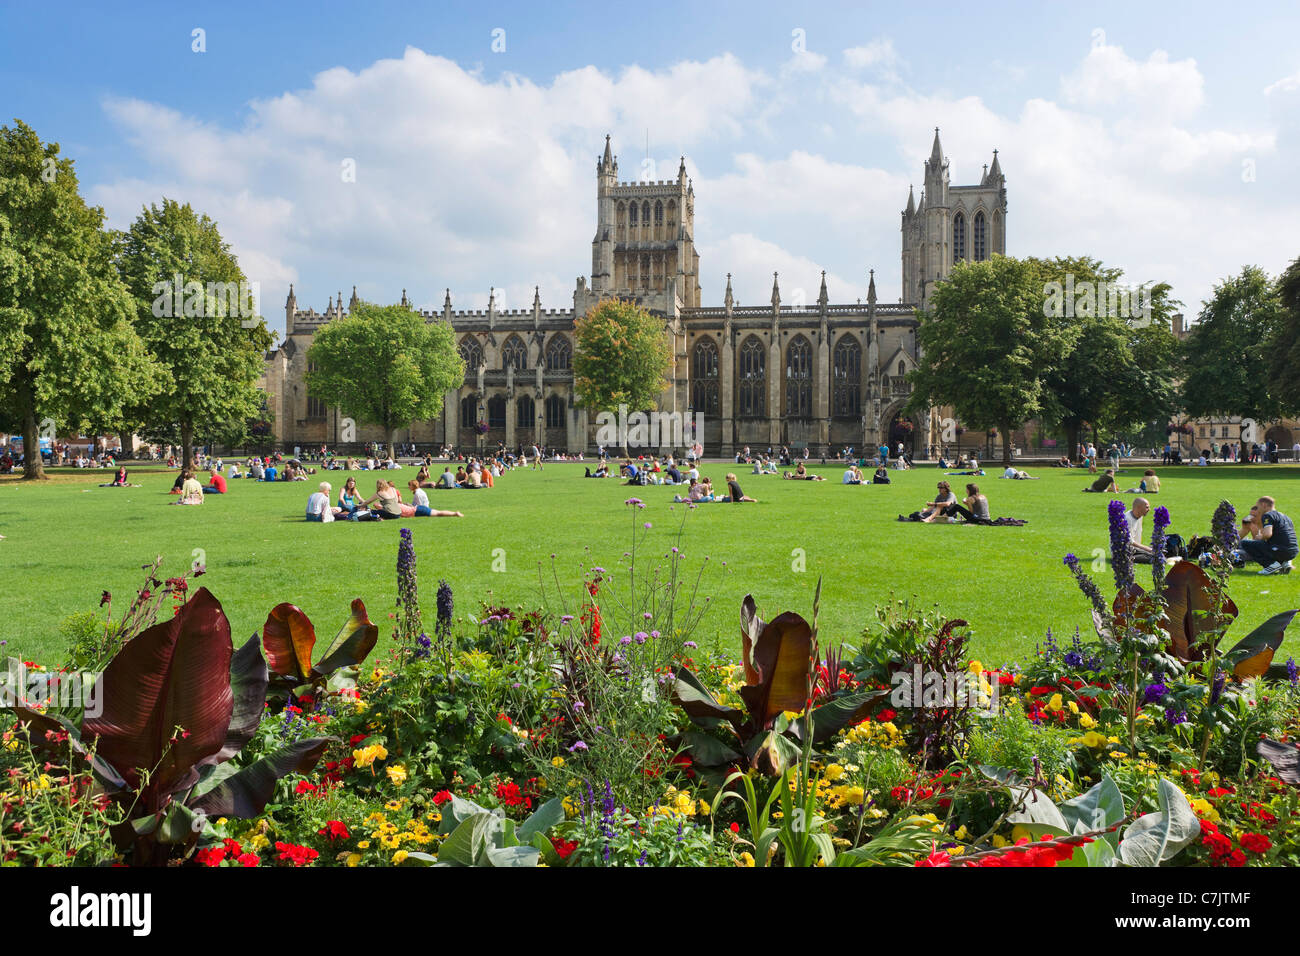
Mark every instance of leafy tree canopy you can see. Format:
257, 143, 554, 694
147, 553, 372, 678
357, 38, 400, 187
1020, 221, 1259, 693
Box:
572, 298, 673, 414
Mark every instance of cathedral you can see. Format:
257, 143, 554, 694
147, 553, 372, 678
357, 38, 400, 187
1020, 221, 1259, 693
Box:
261, 129, 1007, 457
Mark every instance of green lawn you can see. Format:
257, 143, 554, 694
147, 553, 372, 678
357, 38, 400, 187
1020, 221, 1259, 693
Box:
2, 460, 1298, 666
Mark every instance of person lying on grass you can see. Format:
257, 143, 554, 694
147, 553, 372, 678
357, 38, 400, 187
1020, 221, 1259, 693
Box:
1083, 469, 1117, 493
782, 462, 826, 481
1001, 466, 1038, 480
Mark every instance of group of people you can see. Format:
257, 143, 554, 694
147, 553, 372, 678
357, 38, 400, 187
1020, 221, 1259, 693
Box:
900, 480, 994, 524
841, 464, 892, 484
670, 472, 756, 504
307, 477, 464, 522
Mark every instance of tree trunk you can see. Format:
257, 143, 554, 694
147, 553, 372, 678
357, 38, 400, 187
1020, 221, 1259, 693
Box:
181, 420, 195, 473
19, 382, 46, 481
1066, 423, 1081, 465
1000, 422, 1013, 467
118, 431, 134, 459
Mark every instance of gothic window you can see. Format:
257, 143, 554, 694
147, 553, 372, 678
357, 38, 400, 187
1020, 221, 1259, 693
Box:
545, 394, 565, 429
738, 335, 766, 418
616, 201, 626, 240
501, 334, 527, 371
667, 200, 677, 233
973, 211, 987, 261
516, 395, 536, 428
654, 200, 663, 238
642, 201, 650, 227
545, 336, 572, 371
459, 336, 483, 375
487, 394, 507, 429
691, 338, 719, 416
785, 335, 813, 419
992, 210, 1002, 253
641, 254, 651, 288
952, 212, 966, 263
305, 360, 326, 419
460, 394, 478, 429
833, 337, 861, 419
629, 203, 637, 225
898, 360, 906, 377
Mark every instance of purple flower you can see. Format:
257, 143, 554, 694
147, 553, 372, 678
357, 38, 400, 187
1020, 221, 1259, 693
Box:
624, 497, 644, 508
643, 522, 652, 529
1142, 682, 1168, 704
1212, 500, 1239, 553
1153, 506, 1170, 531
435, 579, 453, 637
567, 740, 588, 752
619, 635, 632, 646
683, 640, 696, 649
1210, 669, 1227, 706
1108, 499, 1134, 591
1164, 705, 1188, 727
1063, 553, 1109, 620
633, 631, 648, 645
1287, 657, 1298, 688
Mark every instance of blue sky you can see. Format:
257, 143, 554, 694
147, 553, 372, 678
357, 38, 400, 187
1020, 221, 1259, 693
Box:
4, 0, 1298, 338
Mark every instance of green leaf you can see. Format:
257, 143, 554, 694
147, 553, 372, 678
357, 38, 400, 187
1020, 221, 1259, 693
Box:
518, 797, 565, 844
1058, 774, 1125, 835
680, 731, 742, 767
1118, 777, 1199, 867
1223, 610, 1296, 680
189, 736, 332, 817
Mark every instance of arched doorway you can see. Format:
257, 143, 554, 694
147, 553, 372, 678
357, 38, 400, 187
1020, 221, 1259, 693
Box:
888, 412, 917, 457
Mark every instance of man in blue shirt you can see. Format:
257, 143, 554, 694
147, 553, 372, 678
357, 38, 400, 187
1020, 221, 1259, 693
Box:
1239, 495, 1297, 574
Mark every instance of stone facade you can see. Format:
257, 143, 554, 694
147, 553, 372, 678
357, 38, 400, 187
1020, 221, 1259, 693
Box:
262, 130, 1006, 457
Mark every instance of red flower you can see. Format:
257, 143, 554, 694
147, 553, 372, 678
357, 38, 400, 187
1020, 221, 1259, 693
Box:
194, 847, 226, 867
729, 822, 740, 834
1240, 833, 1272, 854
550, 837, 578, 860
876, 708, 897, 722
432, 789, 452, 805
237, 852, 260, 867
318, 820, 351, 841
294, 780, 319, 796
274, 842, 319, 867
914, 847, 952, 867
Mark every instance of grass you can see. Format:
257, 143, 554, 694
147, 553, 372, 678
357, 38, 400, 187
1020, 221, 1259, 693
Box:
2, 460, 1299, 666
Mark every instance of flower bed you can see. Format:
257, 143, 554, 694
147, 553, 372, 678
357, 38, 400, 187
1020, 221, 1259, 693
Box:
3, 502, 1299, 867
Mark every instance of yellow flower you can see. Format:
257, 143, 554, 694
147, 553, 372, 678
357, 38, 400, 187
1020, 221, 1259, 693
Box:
968, 660, 983, 674
392, 850, 409, 864
1067, 700, 1079, 714
346, 853, 362, 867
1190, 798, 1221, 823
551, 756, 566, 767
1079, 730, 1109, 748
737, 852, 755, 867
1047, 693, 1063, 712
824, 763, 845, 782
357, 840, 371, 850
1078, 713, 1098, 730
352, 744, 389, 768
386, 764, 408, 786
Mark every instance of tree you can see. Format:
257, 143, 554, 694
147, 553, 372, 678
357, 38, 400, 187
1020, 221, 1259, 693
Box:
115, 199, 273, 472
1180, 265, 1284, 422
0, 121, 159, 480
572, 297, 673, 418
907, 256, 1077, 465
1268, 255, 1300, 416
1027, 256, 1181, 458
305, 301, 463, 449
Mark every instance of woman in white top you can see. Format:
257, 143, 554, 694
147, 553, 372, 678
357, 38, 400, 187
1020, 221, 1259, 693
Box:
406, 479, 463, 517
306, 482, 344, 522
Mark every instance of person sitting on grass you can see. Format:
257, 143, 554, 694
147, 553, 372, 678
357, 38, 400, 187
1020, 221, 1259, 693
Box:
842, 464, 863, 485
228, 462, 242, 479
337, 476, 363, 514
306, 482, 346, 522
407, 479, 464, 518
105, 466, 129, 487
435, 466, 456, 488
202, 468, 227, 495
264, 462, 278, 482
1124, 469, 1161, 494
1083, 469, 1116, 493
900, 481, 957, 522
358, 479, 404, 519
1124, 497, 1158, 563
173, 470, 204, 506
1233, 496, 1297, 575
725, 473, 757, 502
873, 464, 891, 484
1055, 455, 1072, 468
951, 483, 992, 524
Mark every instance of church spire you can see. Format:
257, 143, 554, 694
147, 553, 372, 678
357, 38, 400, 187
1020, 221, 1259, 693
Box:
724, 273, 733, 309
400, 288, 409, 307
928, 127, 944, 168
867, 268, 877, 307
771, 272, 781, 309
988, 148, 1003, 181
678, 155, 687, 182
905, 184, 915, 217
348, 285, 359, 313
602, 133, 614, 168
818, 270, 829, 307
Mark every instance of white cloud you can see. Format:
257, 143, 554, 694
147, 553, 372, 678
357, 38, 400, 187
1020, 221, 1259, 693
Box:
1061, 45, 1204, 119
1265, 69, 1300, 96
843, 39, 902, 78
